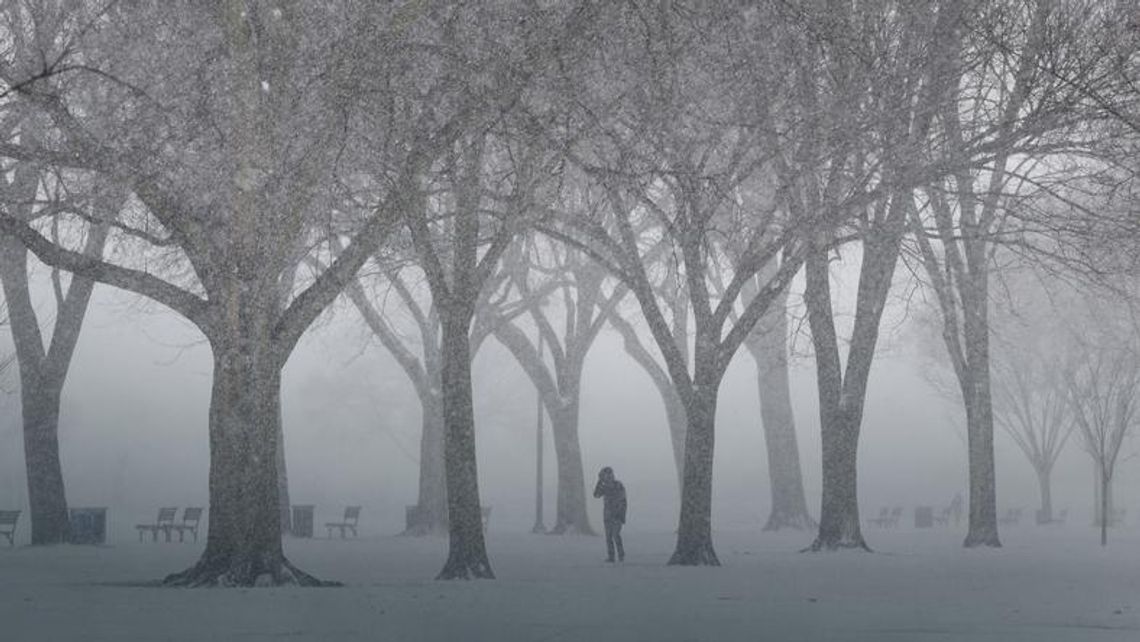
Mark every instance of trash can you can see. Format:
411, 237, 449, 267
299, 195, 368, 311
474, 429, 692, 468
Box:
291, 505, 314, 538
914, 506, 934, 529
68, 507, 107, 545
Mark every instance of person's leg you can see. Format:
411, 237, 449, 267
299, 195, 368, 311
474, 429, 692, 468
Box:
604, 520, 616, 561
614, 522, 624, 561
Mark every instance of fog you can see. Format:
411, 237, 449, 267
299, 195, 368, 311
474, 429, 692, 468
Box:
4, 2, 1140, 640
2, 253, 1123, 541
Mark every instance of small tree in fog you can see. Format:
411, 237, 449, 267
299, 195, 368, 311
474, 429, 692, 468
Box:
1064, 341, 1140, 546
992, 349, 1073, 525
492, 236, 627, 536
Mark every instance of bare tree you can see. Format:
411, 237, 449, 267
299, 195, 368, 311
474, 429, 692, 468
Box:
405, 126, 556, 578
1065, 343, 1140, 546
992, 346, 1073, 525
905, 0, 1111, 548
491, 237, 626, 535
743, 283, 814, 532
0, 154, 117, 545
0, 1, 527, 585
605, 265, 690, 489
545, 4, 815, 565
779, 0, 958, 552
341, 255, 513, 536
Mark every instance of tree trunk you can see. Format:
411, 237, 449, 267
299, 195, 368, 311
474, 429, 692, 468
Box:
668, 382, 720, 566
663, 390, 687, 491
1101, 471, 1109, 547
548, 391, 594, 535
276, 408, 291, 535
960, 237, 1001, 548
747, 295, 813, 532
961, 322, 1000, 547
807, 408, 867, 550
1035, 466, 1052, 525
801, 231, 901, 552
409, 392, 448, 535
1093, 468, 1113, 545
165, 341, 326, 587
21, 384, 69, 545
437, 310, 494, 579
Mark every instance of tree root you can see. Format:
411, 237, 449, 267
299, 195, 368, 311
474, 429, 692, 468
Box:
801, 535, 872, 553
668, 539, 721, 566
436, 554, 495, 580
162, 552, 340, 588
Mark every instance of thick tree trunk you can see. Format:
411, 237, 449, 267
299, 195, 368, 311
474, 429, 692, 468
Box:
437, 311, 494, 579
802, 231, 900, 553
807, 409, 867, 550
668, 383, 720, 566
165, 342, 326, 587
961, 324, 1000, 547
276, 409, 291, 535
548, 393, 594, 535
21, 384, 69, 545
961, 243, 1001, 548
663, 390, 687, 490
747, 295, 813, 532
408, 392, 448, 535
962, 388, 1000, 547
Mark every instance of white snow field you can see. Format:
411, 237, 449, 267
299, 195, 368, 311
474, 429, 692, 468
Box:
3, 526, 1140, 642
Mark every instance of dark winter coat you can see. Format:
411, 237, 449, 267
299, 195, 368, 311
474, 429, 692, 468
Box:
593, 478, 627, 524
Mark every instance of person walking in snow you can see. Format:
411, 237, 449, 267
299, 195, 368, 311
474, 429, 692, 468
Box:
593, 466, 627, 562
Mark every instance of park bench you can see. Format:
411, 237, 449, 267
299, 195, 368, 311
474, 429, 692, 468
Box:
326, 506, 361, 538
136, 507, 177, 542
0, 510, 19, 547
867, 507, 891, 527
173, 507, 204, 543
933, 506, 953, 526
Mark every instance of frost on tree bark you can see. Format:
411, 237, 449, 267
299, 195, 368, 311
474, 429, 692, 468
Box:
275, 408, 291, 535
803, 210, 907, 551
165, 336, 326, 587
0, 243, 65, 546
436, 309, 493, 579
803, 247, 868, 552
745, 291, 813, 532
669, 382, 721, 565
405, 136, 520, 579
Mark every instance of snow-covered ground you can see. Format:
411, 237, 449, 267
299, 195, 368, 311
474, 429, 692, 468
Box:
3, 526, 1140, 641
